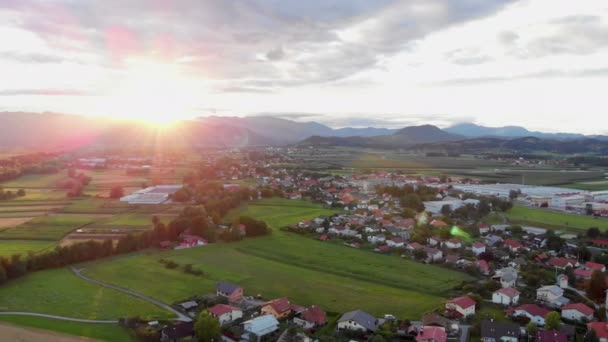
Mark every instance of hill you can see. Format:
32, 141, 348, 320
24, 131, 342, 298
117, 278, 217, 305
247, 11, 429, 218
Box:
445, 123, 587, 140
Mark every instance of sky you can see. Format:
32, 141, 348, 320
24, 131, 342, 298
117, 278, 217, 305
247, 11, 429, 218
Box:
1, 0, 608, 133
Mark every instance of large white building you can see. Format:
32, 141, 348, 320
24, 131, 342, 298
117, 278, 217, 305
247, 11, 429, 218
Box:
120, 185, 183, 204
550, 195, 587, 209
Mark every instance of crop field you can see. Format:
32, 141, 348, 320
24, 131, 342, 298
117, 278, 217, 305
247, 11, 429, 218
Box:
507, 205, 608, 231
0, 240, 54, 257
454, 169, 606, 186
0, 318, 133, 342
0, 215, 93, 241
0, 268, 172, 320
82, 198, 472, 319
0, 173, 68, 188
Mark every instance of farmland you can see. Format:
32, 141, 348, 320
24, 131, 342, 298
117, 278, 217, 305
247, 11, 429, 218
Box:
82, 198, 472, 319
0, 240, 54, 256
0, 317, 133, 342
507, 205, 608, 231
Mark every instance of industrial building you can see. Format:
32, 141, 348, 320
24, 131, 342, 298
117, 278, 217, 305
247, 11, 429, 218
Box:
120, 185, 183, 204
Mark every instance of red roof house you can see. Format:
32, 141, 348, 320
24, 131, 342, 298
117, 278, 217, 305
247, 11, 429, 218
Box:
588, 322, 608, 341
585, 261, 606, 272
300, 305, 327, 327
416, 327, 447, 342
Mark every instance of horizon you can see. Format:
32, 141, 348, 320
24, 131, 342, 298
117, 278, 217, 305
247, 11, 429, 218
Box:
1, 1, 608, 134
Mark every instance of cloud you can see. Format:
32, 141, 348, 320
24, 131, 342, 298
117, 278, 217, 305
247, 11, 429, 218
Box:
265, 46, 285, 61
0, 51, 65, 64
430, 67, 608, 86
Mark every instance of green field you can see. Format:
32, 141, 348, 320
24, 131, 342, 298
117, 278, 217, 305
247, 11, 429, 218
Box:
0, 240, 54, 257
0, 173, 67, 188
507, 205, 608, 231
0, 215, 93, 241
82, 198, 472, 319
0, 316, 134, 342
0, 268, 172, 320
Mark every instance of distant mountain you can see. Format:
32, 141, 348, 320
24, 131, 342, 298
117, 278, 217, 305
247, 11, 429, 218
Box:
445, 123, 586, 140
299, 125, 463, 148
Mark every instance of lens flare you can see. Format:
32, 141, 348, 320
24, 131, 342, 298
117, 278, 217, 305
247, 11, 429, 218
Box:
450, 226, 471, 241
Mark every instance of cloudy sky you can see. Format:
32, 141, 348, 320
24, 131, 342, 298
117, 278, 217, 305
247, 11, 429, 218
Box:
1, 0, 607, 133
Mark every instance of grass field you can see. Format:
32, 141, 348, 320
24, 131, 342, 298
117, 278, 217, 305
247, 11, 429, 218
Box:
0, 173, 67, 188
82, 198, 472, 319
507, 205, 608, 231
0, 316, 134, 342
0, 215, 93, 241
0, 268, 172, 320
0, 240, 54, 257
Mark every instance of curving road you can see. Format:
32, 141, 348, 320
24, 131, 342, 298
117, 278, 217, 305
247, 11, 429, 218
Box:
70, 267, 192, 322
0, 311, 117, 324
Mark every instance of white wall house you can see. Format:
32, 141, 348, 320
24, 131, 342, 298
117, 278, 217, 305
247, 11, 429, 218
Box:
492, 288, 520, 306
561, 304, 594, 322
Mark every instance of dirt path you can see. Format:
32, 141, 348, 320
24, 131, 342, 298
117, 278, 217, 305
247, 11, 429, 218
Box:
70, 267, 192, 322
0, 312, 117, 324
0, 322, 99, 342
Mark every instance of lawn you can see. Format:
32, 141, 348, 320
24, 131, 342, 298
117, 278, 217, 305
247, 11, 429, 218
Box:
83, 198, 472, 319
0, 316, 134, 342
0, 268, 173, 320
507, 205, 608, 231
0, 215, 93, 241
0, 173, 67, 188
0, 240, 55, 257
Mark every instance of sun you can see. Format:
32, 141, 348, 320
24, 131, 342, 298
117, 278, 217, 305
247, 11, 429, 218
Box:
101, 60, 201, 125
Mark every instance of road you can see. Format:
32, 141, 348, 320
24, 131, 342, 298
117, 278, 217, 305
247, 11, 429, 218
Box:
0, 311, 117, 323
70, 267, 192, 322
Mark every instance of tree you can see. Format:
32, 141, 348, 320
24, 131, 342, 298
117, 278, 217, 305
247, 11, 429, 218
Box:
526, 322, 538, 337
171, 188, 191, 202
16, 189, 25, 197
585, 329, 600, 342
402, 208, 416, 219
509, 190, 519, 201
109, 186, 124, 199
588, 227, 601, 239
441, 204, 452, 217
413, 249, 427, 261
587, 270, 608, 302
194, 311, 221, 342
596, 307, 606, 322
545, 311, 560, 331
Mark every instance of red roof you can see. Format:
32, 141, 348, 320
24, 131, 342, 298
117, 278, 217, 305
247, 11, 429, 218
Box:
209, 304, 237, 316
496, 287, 520, 298
592, 239, 608, 247
319, 235, 329, 241
448, 296, 476, 309
548, 257, 576, 268
408, 242, 424, 250
431, 220, 448, 228
390, 238, 404, 243
473, 242, 485, 249
588, 322, 608, 340
476, 260, 490, 273
585, 261, 606, 271
574, 269, 593, 278
514, 304, 549, 318
504, 239, 522, 249
562, 303, 594, 316
416, 327, 447, 342
266, 297, 291, 314
301, 305, 327, 325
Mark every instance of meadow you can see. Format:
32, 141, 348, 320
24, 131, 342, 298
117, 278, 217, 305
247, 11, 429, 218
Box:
0, 215, 93, 241
507, 205, 608, 231
0, 268, 172, 320
0, 240, 54, 257
82, 198, 472, 319
0, 316, 133, 342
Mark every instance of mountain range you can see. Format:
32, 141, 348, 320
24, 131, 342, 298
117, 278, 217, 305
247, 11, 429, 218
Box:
0, 112, 607, 154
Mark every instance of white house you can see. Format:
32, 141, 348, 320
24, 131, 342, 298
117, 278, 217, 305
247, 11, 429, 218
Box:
425, 247, 443, 262
472, 242, 486, 256
368, 235, 386, 244
512, 304, 550, 326
445, 296, 476, 318
537, 285, 569, 308
209, 304, 243, 325
494, 268, 518, 288
445, 240, 462, 249
242, 315, 280, 342
337, 310, 378, 333
386, 238, 405, 248
492, 287, 520, 306
561, 303, 594, 322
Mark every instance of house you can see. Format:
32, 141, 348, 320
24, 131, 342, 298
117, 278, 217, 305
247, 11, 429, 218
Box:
161, 322, 194, 342
480, 320, 520, 342
561, 303, 594, 322
587, 322, 608, 342
585, 261, 606, 273
216, 282, 244, 303
479, 224, 490, 235
178, 300, 198, 311
477, 260, 491, 275
261, 297, 292, 319
293, 305, 327, 330
536, 330, 568, 342
416, 327, 447, 342
504, 239, 523, 252
485, 234, 503, 247
407, 242, 424, 251
208, 304, 243, 325
508, 257, 528, 269
445, 296, 476, 318
428, 237, 443, 247
537, 285, 569, 308
445, 240, 462, 249
425, 247, 443, 262
494, 267, 518, 288
368, 234, 386, 244
337, 310, 378, 333
557, 274, 569, 288
548, 258, 577, 270
472, 242, 486, 256
511, 304, 550, 326
574, 268, 593, 280
492, 288, 520, 306
430, 220, 448, 228
179, 234, 208, 248
242, 315, 280, 342
386, 238, 405, 248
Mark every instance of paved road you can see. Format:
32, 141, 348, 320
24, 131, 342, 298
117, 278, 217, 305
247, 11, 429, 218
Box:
460, 325, 471, 342
71, 267, 192, 322
0, 311, 118, 324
